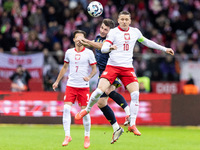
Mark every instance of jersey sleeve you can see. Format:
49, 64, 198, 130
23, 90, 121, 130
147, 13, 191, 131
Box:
134, 28, 144, 42
64, 51, 69, 63
101, 29, 115, 53
105, 29, 115, 44
88, 50, 97, 65
135, 28, 167, 52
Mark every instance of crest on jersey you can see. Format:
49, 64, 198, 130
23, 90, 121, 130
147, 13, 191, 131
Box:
124, 33, 130, 40
75, 54, 81, 60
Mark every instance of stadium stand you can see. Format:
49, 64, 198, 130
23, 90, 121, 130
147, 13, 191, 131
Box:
0, 0, 200, 93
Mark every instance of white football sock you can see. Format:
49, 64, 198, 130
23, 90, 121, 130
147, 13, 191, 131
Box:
63, 104, 71, 136
112, 122, 120, 132
83, 114, 91, 137
124, 106, 130, 116
130, 91, 139, 126
86, 88, 103, 112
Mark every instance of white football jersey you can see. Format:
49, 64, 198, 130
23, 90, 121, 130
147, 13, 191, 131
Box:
64, 47, 96, 87
105, 26, 143, 68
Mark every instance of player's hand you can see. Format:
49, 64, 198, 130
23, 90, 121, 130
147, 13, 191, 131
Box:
77, 36, 87, 43
110, 45, 117, 51
79, 40, 90, 47
166, 48, 174, 56
77, 41, 83, 47
76, 36, 84, 41
83, 77, 90, 81
52, 82, 58, 91
74, 36, 84, 47
77, 37, 89, 46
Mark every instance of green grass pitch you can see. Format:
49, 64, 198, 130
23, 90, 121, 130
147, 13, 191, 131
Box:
0, 124, 199, 150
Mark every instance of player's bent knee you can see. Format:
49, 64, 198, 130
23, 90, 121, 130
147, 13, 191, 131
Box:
97, 98, 107, 108
105, 85, 115, 95
97, 101, 107, 108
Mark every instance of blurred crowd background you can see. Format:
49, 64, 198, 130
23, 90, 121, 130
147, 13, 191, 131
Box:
0, 0, 200, 92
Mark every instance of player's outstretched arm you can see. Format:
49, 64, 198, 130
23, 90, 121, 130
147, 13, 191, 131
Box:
139, 36, 174, 55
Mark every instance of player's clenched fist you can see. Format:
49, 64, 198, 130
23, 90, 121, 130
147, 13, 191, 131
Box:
166, 48, 174, 56
110, 45, 117, 51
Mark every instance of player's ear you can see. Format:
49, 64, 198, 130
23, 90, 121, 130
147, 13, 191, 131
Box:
117, 18, 120, 24
73, 36, 76, 42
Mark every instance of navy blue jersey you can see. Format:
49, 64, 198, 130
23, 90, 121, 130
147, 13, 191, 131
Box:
94, 35, 109, 75
95, 35, 122, 92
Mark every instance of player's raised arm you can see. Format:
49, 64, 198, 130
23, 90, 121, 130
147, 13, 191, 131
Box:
138, 36, 174, 55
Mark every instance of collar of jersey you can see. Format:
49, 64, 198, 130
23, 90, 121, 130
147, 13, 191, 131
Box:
118, 25, 129, 32
75, 47, 85, 53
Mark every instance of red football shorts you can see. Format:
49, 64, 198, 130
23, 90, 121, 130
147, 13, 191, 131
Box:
100, 65, 138, 87
64, 86, 90, 106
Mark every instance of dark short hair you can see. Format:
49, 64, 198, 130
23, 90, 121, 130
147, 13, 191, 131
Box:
17, 64, 22, 68
102, 19, 115, 29
118, 10, 131, 18
73, 30, 86, 38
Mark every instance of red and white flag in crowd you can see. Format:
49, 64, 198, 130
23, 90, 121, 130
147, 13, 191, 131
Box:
0, 53, 44, 79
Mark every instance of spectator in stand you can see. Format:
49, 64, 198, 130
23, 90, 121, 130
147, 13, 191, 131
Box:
10, 47, 19, 55
44, 66, 59, 91
28, 7, 46, 29
45, 5, 57, 23
3, 0, 13, 12
43, 48, 57, 65
47, 21, 59, 41
104, 0, 117, 18
183, 78, 199, 95
146, 56, 163, 81
64, 17, 77, 37
53, 25, 65, 44
160, 55, 178, 81
12, 32, 26, 53
52, 41, 62, 52
10, 65, 31, 92
61, 8, 71, 25
183, 37, 193, 55
54, 50, 64, 65
0, 0, 200, 85
0, 47, 4, 53
133, 55, 147, 77
191, 44, 200, 61
0, 34, 3, 49
62, 35, 71, 52
26, 30, 41, 52
139, 82, 147, 93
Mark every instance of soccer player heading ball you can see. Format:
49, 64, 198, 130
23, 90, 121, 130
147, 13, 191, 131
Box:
76, 18, 131, 144
75, 10, 174, 144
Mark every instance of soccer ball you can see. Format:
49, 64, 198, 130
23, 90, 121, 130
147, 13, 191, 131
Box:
87, 1, 103, 17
